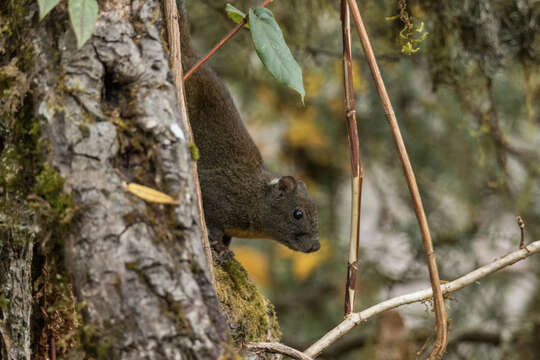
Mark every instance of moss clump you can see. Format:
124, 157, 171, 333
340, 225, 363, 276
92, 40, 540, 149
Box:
0, 99, 41, 199
163, 300, 192, 335
214, 257, 281, 345
79, 322, 122, 359
79, 122, 90, 138
34, 164, 73, 215
188, 141, 199, 161
30, 164, 82, 358
0, 295, 9, 310
189, 259, 202, 274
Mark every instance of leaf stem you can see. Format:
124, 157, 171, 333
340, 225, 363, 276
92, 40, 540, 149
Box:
183, 0, 274, 81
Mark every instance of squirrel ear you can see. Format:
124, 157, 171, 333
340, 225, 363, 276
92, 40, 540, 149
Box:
297, 180, 307, 192
278, 176, 297, 192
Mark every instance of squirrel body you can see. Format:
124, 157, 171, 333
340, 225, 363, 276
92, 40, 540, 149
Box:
180, 12, 319, 253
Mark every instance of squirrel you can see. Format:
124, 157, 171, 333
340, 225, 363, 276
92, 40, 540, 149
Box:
178, 4, 320, 253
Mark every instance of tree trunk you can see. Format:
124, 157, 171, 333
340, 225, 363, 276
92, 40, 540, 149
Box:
1, 1, 281, 359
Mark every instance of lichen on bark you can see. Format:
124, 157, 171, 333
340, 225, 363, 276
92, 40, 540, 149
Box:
28, 0, 231, 356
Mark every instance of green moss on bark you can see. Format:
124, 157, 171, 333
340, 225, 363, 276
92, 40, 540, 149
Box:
214, 258, 281, 345
79, 322, 124, 359
0, 95, 82, 359
0, 295, 9, 310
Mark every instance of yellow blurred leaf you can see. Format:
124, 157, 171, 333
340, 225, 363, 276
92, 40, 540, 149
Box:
332, 59, 367, 94
351, 61, 368, 93
287, 108, 327, 148
232, 246, 270, 287
255, 86, 278, 109
411, 3, 426, 18
304, 69, 324, 97
329, 96, 345, 118
292, 253, 323, 281
277, 239, 330, 281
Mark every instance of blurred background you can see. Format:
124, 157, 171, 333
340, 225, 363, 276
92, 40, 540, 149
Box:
186, 1, 540, 359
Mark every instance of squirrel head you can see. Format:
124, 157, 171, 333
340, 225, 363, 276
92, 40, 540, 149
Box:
262, 176, 320, 253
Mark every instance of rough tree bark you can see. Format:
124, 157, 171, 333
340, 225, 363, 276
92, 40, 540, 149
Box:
1, 0, 279, 359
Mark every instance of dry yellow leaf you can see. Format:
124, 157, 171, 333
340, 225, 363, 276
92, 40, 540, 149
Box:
277, 238, 330, 281
351, 61, 368, 93
286, 108, 327, 148
292, 251, 326, 281
304, 68, 324, 96
122, 182, 180, 205
255, 86, 278, 108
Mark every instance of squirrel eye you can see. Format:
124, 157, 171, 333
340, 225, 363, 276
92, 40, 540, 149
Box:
293, 209, 303, 220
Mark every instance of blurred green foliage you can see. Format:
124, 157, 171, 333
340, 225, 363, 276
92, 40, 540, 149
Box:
187, 1, 539, 359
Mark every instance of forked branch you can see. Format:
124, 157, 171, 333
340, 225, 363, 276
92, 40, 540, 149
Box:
302, 240, 540, 358
244, 241, 540, 358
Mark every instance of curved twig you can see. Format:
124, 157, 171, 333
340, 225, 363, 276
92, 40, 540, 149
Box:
245, 342, 314, 360
304, 240, 540, 358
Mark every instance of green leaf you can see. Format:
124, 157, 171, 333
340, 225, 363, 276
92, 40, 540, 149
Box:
38, 0, 60, 20
249, 7, 305, 103
226, 3, 249, 28
68, 0, 99, 48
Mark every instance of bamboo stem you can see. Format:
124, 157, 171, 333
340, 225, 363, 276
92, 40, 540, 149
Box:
345, 0, 447, 357
341, 0, 363, 316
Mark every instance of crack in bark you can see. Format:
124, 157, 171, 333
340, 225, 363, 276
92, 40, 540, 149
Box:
72, 152, 101, 162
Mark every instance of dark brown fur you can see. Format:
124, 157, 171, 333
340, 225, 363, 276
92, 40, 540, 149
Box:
180, 7, 319, 253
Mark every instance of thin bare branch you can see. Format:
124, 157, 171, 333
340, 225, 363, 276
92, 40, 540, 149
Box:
304, 240, 540, 358
341, 0, 363, 316
517, 216, 526, 249
183, 0, 275, 81
246, 342, 314, 360
345, 1, 447, 357
163, 0, 215, 286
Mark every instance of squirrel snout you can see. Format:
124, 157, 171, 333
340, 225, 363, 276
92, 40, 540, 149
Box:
295, 232, 320, 253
